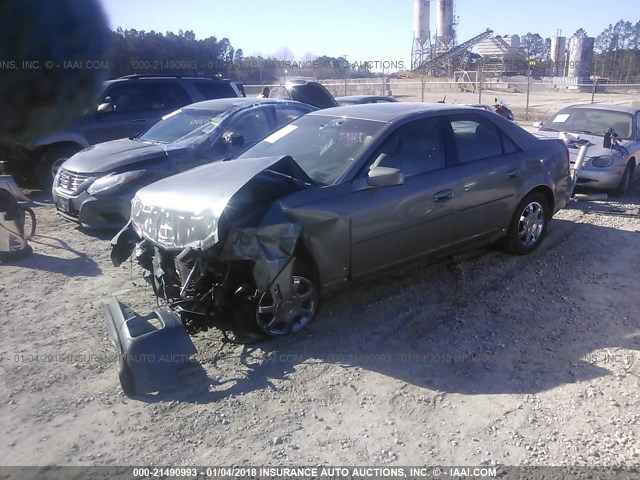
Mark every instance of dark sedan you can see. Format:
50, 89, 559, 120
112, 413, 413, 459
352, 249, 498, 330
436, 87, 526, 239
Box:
107, 102, 571, 395
52, 98, 316, 228
336, 95, 398, 105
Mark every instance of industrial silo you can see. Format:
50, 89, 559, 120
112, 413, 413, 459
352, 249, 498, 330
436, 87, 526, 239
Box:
567, 36, 594, 80
550, 36, 566, 76
411, 0, 431, 70
413, 0, 430, 43
436, 0, 454, 48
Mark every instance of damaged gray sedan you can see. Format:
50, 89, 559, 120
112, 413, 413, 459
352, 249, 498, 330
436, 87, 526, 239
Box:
107, 103, 571, 395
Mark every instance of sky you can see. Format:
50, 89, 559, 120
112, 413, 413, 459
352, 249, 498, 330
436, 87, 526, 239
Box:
100, 0, 640, 68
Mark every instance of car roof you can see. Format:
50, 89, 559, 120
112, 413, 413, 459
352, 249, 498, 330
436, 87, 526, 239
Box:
335, 95, 395, 101
308, 102, 472, 122
183, 97, 312, 111
564, 103, 639, 114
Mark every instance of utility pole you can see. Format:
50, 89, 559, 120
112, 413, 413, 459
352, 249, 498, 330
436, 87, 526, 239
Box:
478, 58, 484, 104
591, 56, 597, 104
525, 59, 534, 121
342, 54, 349, 96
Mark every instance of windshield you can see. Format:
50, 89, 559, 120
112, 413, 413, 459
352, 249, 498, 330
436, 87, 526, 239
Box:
238, 114, 387, 185
541, 108, 633, 139
139, 108, 227, 144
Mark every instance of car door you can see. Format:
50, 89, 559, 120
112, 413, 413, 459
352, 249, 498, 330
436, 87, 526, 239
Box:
445, 114, 527, 247
349, 117, 458, 278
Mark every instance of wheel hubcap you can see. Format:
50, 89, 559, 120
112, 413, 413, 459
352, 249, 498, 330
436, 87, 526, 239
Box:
517, 201, 544, 247
256, 276, 317, 335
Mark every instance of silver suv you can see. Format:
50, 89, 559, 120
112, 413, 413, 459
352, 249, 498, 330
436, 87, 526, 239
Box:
12, 74, 244, 189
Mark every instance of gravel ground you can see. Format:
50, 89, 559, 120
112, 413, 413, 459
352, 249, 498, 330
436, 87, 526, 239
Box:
1, 182, 640, 468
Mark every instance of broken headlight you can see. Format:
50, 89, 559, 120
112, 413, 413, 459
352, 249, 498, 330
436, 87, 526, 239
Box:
130, 196, 218, 251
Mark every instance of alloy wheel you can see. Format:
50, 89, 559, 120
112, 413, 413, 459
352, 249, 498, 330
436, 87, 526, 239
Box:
256, 275, 317, 335
517, 201, 545, 248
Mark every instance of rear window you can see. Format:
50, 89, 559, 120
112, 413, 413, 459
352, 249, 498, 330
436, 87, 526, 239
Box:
193, 82, 237, 100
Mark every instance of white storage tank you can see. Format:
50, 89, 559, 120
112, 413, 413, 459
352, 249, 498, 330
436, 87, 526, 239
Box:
436, 0, 454, 46
567, 36, 594, 79
413, 0, 430, 43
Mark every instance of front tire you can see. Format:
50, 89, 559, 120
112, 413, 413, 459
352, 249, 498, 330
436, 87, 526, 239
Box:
37, 144, 81, 191
256, 259, 319, 335
504, 192, 549, 255
611, 162, 632, 198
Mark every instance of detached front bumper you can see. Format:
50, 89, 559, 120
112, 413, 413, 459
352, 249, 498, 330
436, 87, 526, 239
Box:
103, 296, 196, 396
53, 189, 132, 229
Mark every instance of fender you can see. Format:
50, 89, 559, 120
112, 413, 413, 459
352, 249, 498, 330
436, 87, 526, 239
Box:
26, 132, 90, 151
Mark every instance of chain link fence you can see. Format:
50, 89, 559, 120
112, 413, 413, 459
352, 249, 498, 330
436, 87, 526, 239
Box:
308, 76, 640, 124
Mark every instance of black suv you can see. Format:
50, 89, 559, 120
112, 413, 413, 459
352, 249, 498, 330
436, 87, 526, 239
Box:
10, 74, 245, 189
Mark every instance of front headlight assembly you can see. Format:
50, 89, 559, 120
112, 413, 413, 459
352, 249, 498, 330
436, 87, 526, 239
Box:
130, 196, 218, 251
591, 155, 614, 168
87, 170, 146, 195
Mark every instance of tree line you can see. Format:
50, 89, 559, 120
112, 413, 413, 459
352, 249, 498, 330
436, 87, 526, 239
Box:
106, 28, 379, 83
106, 20, 640, 84
516, 20, 640, 82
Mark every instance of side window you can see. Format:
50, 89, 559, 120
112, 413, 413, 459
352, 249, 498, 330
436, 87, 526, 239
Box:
274, 106, 309, 128
225, 108, 273, 145
193, 82, 236, 100
144, 82, 191, 111
104, 82, 190, 113
369, 118, 445, 177
450, 117, 503, 163
636, 112, 640, 140
105, 84, 147, 113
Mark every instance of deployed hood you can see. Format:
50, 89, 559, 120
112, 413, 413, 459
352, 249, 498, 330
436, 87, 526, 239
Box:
62, 138, 167, 174
269, 82, 338, 109
130, 155, 311, 251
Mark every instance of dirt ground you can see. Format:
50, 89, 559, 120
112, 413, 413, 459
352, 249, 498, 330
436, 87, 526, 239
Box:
2, 184, 640, 469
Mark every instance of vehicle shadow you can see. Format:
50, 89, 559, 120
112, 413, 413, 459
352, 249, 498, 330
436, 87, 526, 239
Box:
77, 226, 119, 242
14, 234, 103, 277
133, 217, 640, 402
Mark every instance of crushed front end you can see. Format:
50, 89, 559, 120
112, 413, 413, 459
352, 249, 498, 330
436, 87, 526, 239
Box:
104, 156, 314, 395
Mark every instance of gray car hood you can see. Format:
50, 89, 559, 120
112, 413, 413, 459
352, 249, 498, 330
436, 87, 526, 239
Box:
130, 155, 310, 251
63, 138, 167, 174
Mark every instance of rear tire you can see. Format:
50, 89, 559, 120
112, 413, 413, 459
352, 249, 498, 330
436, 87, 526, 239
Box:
504, 192, 549, 255
611, 162, 632, 198
37, 144, 82, 191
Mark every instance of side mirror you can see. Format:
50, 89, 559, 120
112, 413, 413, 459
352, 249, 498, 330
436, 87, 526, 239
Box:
367, 167, 404, 187
97, 102, 114, 114
532, 121, 543, 128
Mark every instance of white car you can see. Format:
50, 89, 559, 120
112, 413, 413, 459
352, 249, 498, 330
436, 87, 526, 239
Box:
534, 104, 640, 196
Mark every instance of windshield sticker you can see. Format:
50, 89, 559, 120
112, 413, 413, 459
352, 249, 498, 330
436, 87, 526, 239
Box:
553, 114, 570, 123
162, 109, 182, 121
264, 124, 298, 144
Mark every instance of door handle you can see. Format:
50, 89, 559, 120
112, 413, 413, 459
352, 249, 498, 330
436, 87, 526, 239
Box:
133, 119, 146, 123
434, 189, 453, 202
506, 169, 520, 178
